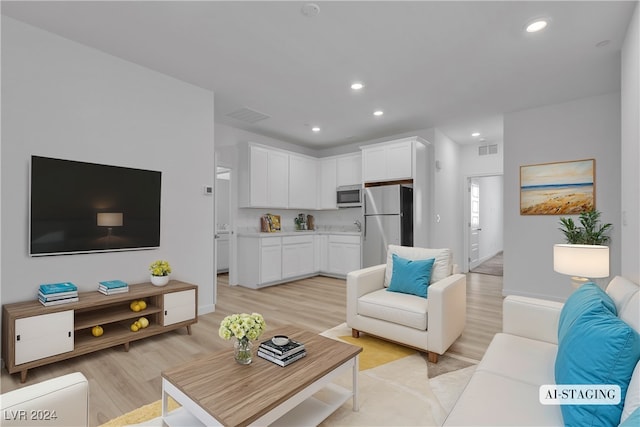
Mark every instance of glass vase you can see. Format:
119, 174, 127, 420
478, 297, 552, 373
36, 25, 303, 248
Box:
234, 338, 253, 365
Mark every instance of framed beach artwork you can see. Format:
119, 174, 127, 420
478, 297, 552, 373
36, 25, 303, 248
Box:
520, 159, 595, 215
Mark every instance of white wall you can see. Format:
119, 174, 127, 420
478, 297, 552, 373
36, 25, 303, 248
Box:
621, 3, 640, 283
1, 18, 216, 313
503, 93, 621, 301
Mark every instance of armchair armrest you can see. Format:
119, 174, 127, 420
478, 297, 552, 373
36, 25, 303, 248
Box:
503, 295, 564, 345
346, 264, 386, 326
427, 273, 467, 354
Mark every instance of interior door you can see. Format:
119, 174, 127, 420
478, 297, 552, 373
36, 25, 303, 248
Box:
469, 178, 481, 269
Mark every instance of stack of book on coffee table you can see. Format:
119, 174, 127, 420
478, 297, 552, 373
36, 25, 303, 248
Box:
258, 337, 306, 367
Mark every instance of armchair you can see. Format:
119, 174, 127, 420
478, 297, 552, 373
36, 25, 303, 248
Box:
346, 245, 466, 363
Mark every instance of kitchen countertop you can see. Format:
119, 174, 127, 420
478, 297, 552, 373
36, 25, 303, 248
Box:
237, 229, 361, 237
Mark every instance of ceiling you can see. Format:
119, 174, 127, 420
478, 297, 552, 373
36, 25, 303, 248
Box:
2, 1, 635, 149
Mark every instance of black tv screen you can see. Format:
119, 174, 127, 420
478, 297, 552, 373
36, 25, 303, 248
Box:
30, 156, 161, 256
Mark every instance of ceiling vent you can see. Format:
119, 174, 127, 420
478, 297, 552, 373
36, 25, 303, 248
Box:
478, 144, 498, 156
226, 107, 270, 124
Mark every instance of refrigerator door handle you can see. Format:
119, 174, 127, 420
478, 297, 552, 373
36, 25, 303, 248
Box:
363, 217, 367, 240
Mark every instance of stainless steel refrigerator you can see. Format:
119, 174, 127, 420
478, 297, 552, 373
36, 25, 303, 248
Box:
363, 184, 413, 267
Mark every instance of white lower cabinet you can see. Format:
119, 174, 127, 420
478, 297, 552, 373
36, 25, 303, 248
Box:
162, 289, 196, 327
238, 233, 361, 288
15, 310, 74, 365
326, 235, 362, 277
282, 235, 315, 279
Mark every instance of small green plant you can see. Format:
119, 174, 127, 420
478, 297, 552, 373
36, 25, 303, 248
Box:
558, 210, 612, 245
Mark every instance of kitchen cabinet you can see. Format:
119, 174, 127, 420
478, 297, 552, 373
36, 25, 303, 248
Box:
216, 233, 229, 273
317, 234, 329, 272
289, 154, 318, 209
237, 236, 283, 288
362, 139, 413, 183
240, 143, 289, 208
336, 153, 362, 186
282, 235, 315, 279
317, 158, 337, 209
326, 235, 362, 277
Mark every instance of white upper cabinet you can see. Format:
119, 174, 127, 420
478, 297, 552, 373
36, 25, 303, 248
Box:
317, 157, 337, 209
289, 154, 318, 209
240, 143, 289, 208
336, 153, 362, 186
362, 139, 413, 183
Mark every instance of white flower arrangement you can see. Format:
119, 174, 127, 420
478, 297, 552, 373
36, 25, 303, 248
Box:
149, 260, 171, 277
219, 313, 266, 341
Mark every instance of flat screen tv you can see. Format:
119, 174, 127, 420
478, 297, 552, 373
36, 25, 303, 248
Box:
30, 156, 162, 256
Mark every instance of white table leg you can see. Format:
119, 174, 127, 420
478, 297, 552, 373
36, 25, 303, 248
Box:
353, 355, 359, 411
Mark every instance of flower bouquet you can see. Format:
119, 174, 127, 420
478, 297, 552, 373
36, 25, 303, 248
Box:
149, 260, 171, 286
219, 313, 266, 364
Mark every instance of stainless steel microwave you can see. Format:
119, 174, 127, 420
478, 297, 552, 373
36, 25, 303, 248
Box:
336, 185, 362, 208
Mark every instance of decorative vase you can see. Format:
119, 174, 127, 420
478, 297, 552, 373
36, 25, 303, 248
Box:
150, 275, 169, 287
234, 338, 253, 365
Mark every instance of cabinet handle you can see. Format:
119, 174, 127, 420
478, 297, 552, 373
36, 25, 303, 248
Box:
68, 331, 71, 338
165, 310, 168, 316
16, 335, 20, 341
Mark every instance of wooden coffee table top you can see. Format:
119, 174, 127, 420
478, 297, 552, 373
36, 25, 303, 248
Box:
162, 325, 362, 427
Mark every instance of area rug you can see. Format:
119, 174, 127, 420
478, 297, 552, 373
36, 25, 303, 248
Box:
102, 324, 476, 426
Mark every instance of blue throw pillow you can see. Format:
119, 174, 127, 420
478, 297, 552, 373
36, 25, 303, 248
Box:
387, 254, 435, 298
558, 282, 617, 343
555, 301, 640, 427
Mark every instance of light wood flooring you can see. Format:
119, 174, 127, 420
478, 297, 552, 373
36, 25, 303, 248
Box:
0, 273, 503, 426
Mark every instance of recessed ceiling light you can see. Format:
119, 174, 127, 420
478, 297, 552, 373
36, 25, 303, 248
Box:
471, 132, 480, 137
373, 110, 384, 116
311, 126, 321, 132
526, 19, 548, 33
351, 82, 364, 90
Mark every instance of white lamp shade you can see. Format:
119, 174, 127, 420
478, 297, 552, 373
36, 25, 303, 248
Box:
97, 212, 123, 227
553, 244, 610, 278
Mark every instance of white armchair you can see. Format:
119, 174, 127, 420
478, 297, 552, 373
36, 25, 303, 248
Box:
346, 245, 466, 363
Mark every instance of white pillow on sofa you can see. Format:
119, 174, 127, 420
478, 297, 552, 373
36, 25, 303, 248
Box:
621, 361, 640, 423
384, 245, 452, 287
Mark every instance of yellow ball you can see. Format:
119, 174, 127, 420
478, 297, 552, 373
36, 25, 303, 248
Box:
138, 300, 147, 310
130, 323, 139, 332
138, 317, 150, 328
91, 325, 104, 337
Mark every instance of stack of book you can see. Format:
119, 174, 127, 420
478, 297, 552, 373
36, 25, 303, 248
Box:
257, 337, 306, 367
98, 280, 129, 295
38, 282, 79, 306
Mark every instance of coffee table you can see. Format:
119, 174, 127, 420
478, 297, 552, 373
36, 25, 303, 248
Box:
161, 325, 362, 426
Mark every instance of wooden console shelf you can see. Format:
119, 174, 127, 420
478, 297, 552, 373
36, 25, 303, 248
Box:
2, 280, 198, 382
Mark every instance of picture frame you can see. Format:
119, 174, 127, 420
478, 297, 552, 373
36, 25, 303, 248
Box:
520, 159, 595, 215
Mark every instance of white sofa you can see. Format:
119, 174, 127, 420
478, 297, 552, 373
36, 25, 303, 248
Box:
0, 372, 89, 427
444, 276, 640, 426
346, 246, 467, 363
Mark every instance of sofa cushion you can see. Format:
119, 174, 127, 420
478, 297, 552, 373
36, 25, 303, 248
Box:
384, 245, 451, 287
443, 370, 562, 426
555, 299, 640, 427
387, 254, 434, 298
358, 288, 428, 330
558, 282, 616, 343
477, 333, 557, 387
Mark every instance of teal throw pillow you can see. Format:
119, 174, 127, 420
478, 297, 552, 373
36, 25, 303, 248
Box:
558, 282, 617, 343
387, 254, 435, 298
555, 301, 640, 427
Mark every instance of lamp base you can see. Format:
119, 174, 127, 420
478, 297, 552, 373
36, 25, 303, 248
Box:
571, 276, 590, 289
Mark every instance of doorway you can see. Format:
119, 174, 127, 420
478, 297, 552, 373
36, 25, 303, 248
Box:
215, 166, 232, 278
465, 175, 504, 275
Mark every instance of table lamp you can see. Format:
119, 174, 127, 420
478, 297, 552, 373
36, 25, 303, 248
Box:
553, 244, 609, 288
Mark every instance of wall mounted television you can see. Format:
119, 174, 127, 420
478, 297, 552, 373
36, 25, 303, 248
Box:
30, 156, 162, 256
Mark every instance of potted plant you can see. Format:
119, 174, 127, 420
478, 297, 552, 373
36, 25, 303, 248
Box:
149, 260, 171, 287
558, 210, 612, 245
